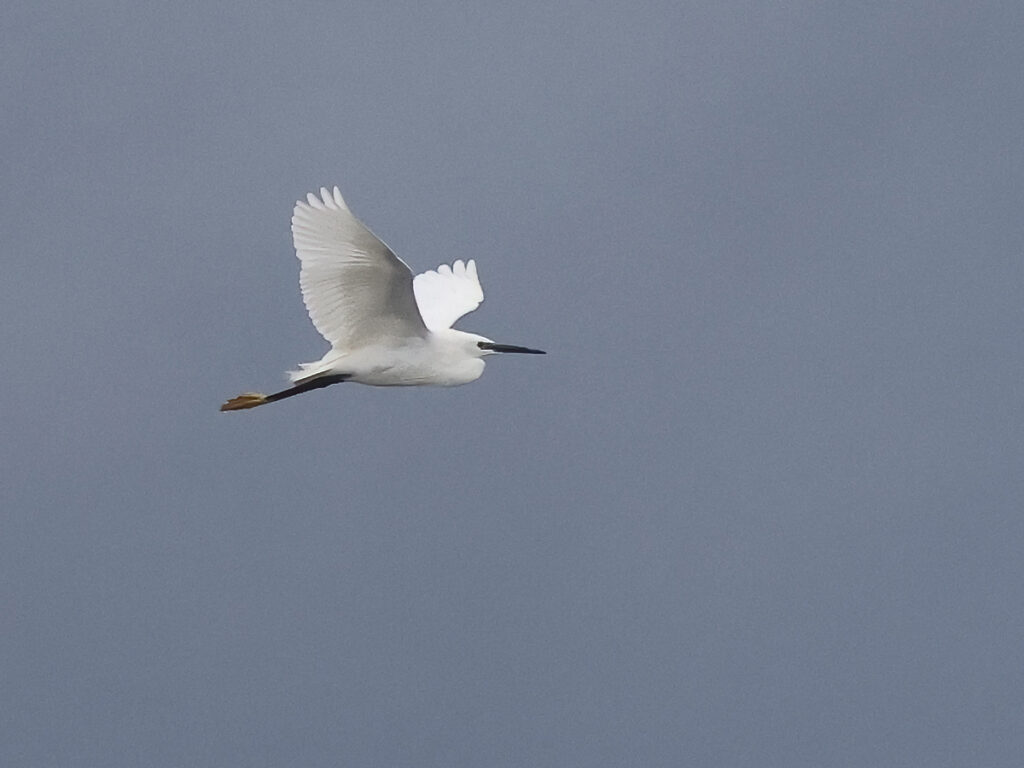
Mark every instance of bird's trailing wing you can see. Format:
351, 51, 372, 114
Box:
413, 259, 484, 331
292, 187, 428, 350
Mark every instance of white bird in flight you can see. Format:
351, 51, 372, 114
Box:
221, 186, 544, 411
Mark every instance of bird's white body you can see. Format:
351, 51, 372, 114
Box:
297, 328, 487, 387
221, 186, 542, 410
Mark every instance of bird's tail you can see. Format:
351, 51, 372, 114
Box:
220, 392, 269, 411
289, 352, 349, 384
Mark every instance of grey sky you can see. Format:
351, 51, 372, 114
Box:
3, 1, 1023, 766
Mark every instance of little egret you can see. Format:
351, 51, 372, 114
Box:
221, 186, 544, 411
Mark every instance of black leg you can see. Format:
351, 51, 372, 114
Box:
221, 374, 352, 411
265, 374, 351, 403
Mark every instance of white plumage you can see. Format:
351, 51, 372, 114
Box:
413, 258, 483, 332
291, 187, 426, 350
221, 186, 543, 411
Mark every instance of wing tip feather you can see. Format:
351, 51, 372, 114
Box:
332, 186, 349, 210
296, 186, 350, 215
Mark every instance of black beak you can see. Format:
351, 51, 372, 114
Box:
478, 342, 546, 354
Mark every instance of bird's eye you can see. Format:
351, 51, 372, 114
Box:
477, 341, 487, 348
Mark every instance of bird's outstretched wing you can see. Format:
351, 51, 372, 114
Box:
412, 259, 484, 331
292, 187, 428, 350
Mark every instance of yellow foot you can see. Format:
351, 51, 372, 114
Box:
220, 393, 269, 411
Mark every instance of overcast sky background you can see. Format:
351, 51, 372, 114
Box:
3, 2, 1023, 766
